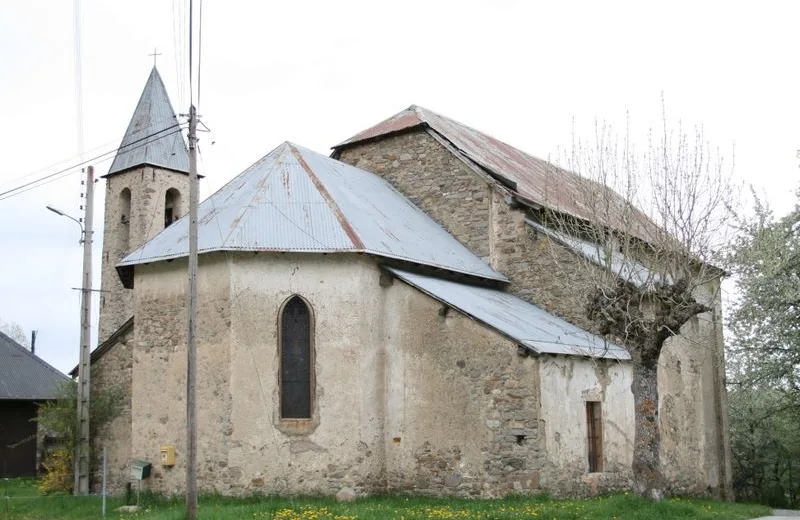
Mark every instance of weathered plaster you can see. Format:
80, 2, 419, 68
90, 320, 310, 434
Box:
538, 356, 634, 495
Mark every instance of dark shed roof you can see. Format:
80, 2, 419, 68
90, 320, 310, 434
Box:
0, 331, 70, 400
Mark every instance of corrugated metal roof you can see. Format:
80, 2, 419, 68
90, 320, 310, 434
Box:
388, 268, 629, 360
334, 105, 663, 244
526, 219, 667, 289
105, 67, 189, 177
0, 331, 70, 400
119, 142, 506, 283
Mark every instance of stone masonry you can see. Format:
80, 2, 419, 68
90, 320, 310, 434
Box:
336, 127, 732, 498
99, 166, 189, 342
89, 321, 133, 493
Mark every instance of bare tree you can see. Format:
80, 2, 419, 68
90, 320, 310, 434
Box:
0, 318, 29, 347
535, 109, 734, 500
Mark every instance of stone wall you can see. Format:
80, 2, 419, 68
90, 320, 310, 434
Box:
338, 131, 493, 259
336, 131, 605, 330
131, 252, 231, 496
90, 323, 133, 493
336, 130, 731, 497
99, 167, 190, 342
658, 279, 731, 496
382, 276, 543, 497
118, 252, 552, 498
224, 253, 386, 496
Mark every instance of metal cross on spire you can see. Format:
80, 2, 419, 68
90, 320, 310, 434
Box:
148, 47, 162, 67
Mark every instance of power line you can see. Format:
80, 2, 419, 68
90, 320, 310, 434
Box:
0, 124, 187, 201
189, 0, 193, 108
73, 0, 85, 162
197, 0, 203, 111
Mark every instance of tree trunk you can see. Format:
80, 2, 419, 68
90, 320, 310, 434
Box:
631, 353, 665, 500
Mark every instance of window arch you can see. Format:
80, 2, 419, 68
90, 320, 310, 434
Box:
119, 188, 131, 253
164, 188, 182, 228
279, 296, 314, 419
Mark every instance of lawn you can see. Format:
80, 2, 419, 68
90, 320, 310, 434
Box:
1, 478, 771, 520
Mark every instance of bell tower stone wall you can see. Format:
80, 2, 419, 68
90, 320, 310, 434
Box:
98, 166, 189, 341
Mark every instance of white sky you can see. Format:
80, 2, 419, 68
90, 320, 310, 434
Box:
0, 1, 798, 374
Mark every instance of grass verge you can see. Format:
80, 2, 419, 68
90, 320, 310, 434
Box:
1, 479, 771, 519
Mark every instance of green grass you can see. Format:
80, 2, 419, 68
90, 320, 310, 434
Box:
0, 478, 772, 519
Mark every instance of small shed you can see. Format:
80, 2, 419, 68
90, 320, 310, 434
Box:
0, 331, 69, 477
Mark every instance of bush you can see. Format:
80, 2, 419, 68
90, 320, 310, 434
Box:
35, 380, 123, 493
38, 448, 73, 494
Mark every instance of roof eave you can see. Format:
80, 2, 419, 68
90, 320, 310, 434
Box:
102, 162, 199, 179
69, 317, 134, 377
330, 123, 429, 156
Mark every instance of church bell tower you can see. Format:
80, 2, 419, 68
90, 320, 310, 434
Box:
98, 67, 191, 341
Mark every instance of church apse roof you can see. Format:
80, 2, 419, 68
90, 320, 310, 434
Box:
105, 67, 190, 177
333, 105, 663, 245
118, 142, 506, 284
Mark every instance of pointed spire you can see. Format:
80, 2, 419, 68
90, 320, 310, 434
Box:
105, 67, 190, 177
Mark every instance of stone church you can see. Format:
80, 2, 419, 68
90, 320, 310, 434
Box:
88, 67, 732, 498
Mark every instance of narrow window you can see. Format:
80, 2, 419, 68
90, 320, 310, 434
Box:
280, 296, 313, 419
119, 188, 131, 253
586, 401, 603, 472
165, 188, 182, 228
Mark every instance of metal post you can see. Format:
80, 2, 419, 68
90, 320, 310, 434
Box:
185, 104, 198, 519
102, 446, 107, 517
74, 165, 94, 495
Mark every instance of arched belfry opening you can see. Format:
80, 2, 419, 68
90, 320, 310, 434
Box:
279, 296, 314, 419
119, 188, 131, 253
165, 188, 182, 228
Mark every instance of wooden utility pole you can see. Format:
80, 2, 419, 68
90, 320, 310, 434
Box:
185, 105, 198, 519
74, 165, 94, 495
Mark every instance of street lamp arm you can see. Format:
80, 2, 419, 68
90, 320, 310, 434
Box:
46, 205, 85, 234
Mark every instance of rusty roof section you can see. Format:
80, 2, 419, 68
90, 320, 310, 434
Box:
118, 142, 506, 285
334, 105, 663, 244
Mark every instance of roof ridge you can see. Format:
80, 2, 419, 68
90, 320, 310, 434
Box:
219, 144, 290, 248
288, 143, 365, 249
117, 142, 506, 284
0, 329, 69, 382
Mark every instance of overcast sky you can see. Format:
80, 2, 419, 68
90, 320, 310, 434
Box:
1, 1, 798, 374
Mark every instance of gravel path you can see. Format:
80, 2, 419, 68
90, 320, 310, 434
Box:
752, 511, 800, 519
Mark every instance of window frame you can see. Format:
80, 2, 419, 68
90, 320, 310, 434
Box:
586, 401, 603, 473
276, 294, 317, 434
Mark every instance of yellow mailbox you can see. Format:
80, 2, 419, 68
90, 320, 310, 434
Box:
160, 445, 176, 466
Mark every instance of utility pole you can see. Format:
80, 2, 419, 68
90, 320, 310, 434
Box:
185, 105, 198, 519
75, 165, 94, 495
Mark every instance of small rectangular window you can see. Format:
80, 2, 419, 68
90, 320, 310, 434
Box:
586, 401, 603, 472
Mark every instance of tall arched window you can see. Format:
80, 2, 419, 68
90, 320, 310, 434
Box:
164, 188, 182, 228
119, 188, 131, 253
280, 296, 313, 419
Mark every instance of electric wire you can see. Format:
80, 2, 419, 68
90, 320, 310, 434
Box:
1, 115, 184, 190
0, 128, 185, 202
189, 0, 194, 108
73, 0, 85, 162
0, 124, 187, 201
197, 0, 203, 111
